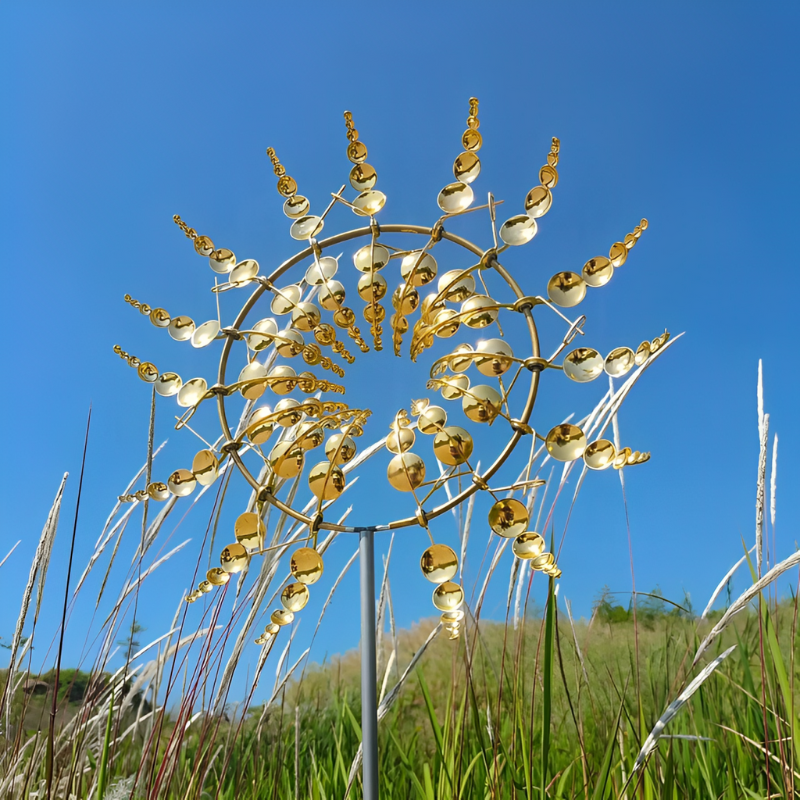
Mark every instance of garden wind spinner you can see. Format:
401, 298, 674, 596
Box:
114, 97, 666, 647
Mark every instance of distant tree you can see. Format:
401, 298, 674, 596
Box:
118, 621, 146, 662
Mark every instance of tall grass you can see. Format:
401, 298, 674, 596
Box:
1, 362, 797, 799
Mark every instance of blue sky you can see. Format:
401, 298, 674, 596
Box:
2, 2, 798, 701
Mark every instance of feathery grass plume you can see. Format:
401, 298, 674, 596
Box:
701, 545, 756, 619
346, 624, 443, 794
73, 503, 136, 599
35, 476, 68, 625
269, 648, 310, 705
2, 473, 67, 726
770, 433, 778, 529
93, 441, 166, 550
755, 413, 769, 575
757, 359, 764, 442
693, 548, 800, 665
375, 534, 394, 682
633, 644, 736, 773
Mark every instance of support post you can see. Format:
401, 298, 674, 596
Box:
359, 528, 379, 799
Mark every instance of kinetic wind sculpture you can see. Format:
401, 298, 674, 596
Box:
114, 96, 665, 648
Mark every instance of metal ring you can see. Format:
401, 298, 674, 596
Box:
215, 224, 540, 534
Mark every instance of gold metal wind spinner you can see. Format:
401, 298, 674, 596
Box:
114, 97, 666, 645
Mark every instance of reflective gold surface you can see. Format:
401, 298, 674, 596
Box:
563, 348, 604, 383
432, 581, 464, 612
281, 582, 310, 612
545, 424, 587, 462
547, 272, 586, 308
387, 452, 426, 491
400, 252, 437, 286
271, 608, 295, 626
177, 377, 207, 408
461, 295, 498, 328
235, 512, 265, 550
512, 532, 545, 559
437, 182, 474, 213
268, 441, 305, 479
290, 547, 324, 585
192, 449, 219, 486
168, 315, 195, 342
604, 347, 635, 377
417, 405, 447, 434
437, 270, 475, 303
386, 427, 415, 454
220, 542, 249, 573
420, 544, 459, 584
488, 498, 529, 538
462, 385, 502, 423
168, 469, 196, 497
453, 151, 481, 184
207, 567, 230, 586
499, 215, 537, 246
308, 461, 346, 499
353, 243, 390, 272
524, 185, 553, 218
475, 338, 513, 376
582, 256, 613, 288
583, 439, 616, 470
432, 426, 473, 466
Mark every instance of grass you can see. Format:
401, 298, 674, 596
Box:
1, 360, 798, 798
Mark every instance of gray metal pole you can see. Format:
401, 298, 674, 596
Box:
359, 529, 379, 799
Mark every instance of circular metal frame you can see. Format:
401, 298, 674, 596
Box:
216, 223, 540, 533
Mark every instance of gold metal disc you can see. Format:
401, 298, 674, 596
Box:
432, 426, 474, 466
220, 542, 249, 573
386, 427, 416, 454
400, 252, 438, 286
350, 163, 377, 191
192, 449, 219, 486
462, 385, 502, 423
499, 215, 537, 246
582, 256, 613, 288
475, 338, 513, 376
352, 190, 386, 217
545, 424, 587, 462
432, 581, 464, 612
386, 452, 426, 492
281, 582, 310, 612
268, 441, 305, 479
167, 469, 196, 497
583, 439, 616, 470
547, 272, 586, 308
512, 532, 545, 559
308, 462, 346, 499
271, 608, 295, 626
353, 243, 390, 272
488, 498, 529, 538
563, 348, 604, 383
420, 544, 458, 584
417, 405, 447, 434
524, 185, 553, 219
453, 151, 481, 185
235, 511, 265, 550
604, 347, 635, 377
206, 567, 230, 586
437, 182, 474, 214
290, 547, 324, 585
168, 315, 195, 342
461, 295, 498, 328
290, 215, 324, 241
325, 433, 357, 464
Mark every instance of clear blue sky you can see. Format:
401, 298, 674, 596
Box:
2, 3, 798, 701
